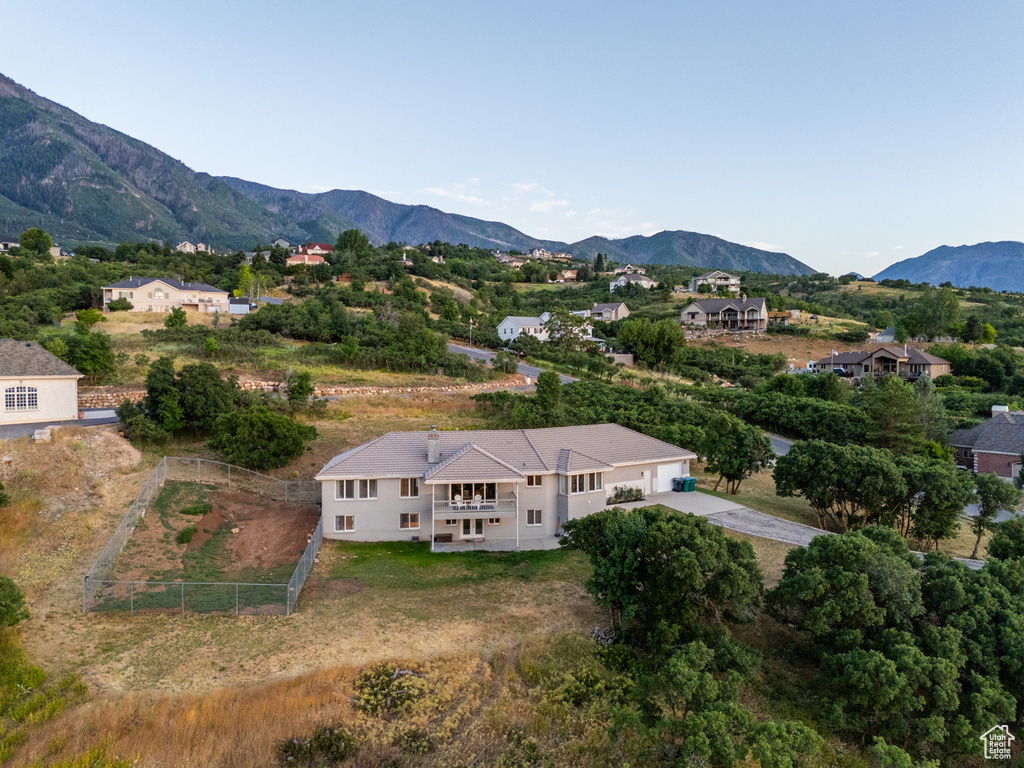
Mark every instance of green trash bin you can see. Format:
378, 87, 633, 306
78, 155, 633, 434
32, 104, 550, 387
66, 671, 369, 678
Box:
682, 477, 696, 492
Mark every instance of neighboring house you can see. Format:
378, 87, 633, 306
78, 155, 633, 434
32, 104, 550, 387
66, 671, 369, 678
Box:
228, 297, 252, 315
768, 311, 790, 326
101, 277, 229, 313
814, 346, 951, 381
0, 339, 83, 425
680, 296, 768, 331
176, 241, 197, 254
610, 274, 657, 292
591, 302, 630, 322
315, 424, 696, 548
271, 237, 292, 249
949, 407, 1024, 478
0, 237, 18, 253
876, 326, 897, 343
613, 264, 646, 275
497, 311, 592, 343
196, 243, 212, 253
431, 255, 445, 264
300, 243, 335, 257
286, 253, 326, 266
688, 270, 741, 295
559, 269, 577, 282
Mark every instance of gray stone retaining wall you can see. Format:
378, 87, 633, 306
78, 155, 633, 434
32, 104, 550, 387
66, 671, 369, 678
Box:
78, 375, 525, 409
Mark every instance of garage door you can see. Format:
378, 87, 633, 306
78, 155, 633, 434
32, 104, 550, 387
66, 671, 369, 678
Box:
656, 462, 682, 493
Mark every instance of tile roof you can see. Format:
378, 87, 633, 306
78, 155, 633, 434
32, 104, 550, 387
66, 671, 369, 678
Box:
501, 316, 544, 326
949, 411, 1024, 455
423, 445, 526, 483
102, 277, 227, 294
0, 339, 82, 378
815, 346, 950, 367
315, 424, 695, 481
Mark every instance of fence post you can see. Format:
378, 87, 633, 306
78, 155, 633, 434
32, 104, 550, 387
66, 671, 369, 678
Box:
235, 583, 239, 616
198, 458, 201, 484
181, 583, 185, 615
130, 582, 134, 613
228, 465, 231, 488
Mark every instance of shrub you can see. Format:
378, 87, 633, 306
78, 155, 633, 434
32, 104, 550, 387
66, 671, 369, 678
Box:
180, 503, 212, 516
609, 486, 644, 504
207, 405, 318, 471
164, 307, 187, 328
0, 575, 29, 628
354, 663, 427, 714
106, 297, 133, 311
176, 525, 198, 544
276, 726, 355, 766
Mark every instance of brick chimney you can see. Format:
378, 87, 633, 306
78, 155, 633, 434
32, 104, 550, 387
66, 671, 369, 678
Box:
427, 426, 440, 464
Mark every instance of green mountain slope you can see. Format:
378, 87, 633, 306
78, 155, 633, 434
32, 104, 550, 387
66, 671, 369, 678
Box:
0, 72, 816, 275
872, 242, 1024, 290
0, 75, 334, 249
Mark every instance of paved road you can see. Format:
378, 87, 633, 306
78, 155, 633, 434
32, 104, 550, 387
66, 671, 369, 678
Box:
768, 434, 793, 457
617, 490, 985, 570
0, 408, 120, 441
447, 343, 577, 385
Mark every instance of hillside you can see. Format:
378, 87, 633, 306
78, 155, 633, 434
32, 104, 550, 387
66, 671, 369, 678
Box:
0, 75, 344, 249
872, 241, 1024, 290
0, 72, 816, 275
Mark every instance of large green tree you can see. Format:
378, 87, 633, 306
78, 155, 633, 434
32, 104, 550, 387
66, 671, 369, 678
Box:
860, 374, 924, 454
18, 227, 52, 256
208, 405, 318, 471
700, 411, 773, 494
774, 440, 906, 531
562, 506, 762, 639
0, 576, 29, 628
971, 472, 1022, 558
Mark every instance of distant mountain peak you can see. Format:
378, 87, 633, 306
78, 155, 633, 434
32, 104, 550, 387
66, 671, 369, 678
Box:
872, 241, 1024, 290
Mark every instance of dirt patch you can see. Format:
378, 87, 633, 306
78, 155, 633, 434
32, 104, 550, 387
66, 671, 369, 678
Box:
205, 490, 320, 570
328, 578, 368, 596
114, 485, 320, 581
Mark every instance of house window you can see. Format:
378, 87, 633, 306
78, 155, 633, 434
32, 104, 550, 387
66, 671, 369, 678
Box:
4, 386, 38, 411
335, 515, 355, 532
359, 479, 378, 499
569, 472, 603, 494
487, 518, 501, 525
527, 509, 542, 526
336, 480, 355, 499
445, 519, 457, 526
526, 475, 542, 487
400, 513, 419, 530
400, 478, 419, 498
558, 475, 568, 495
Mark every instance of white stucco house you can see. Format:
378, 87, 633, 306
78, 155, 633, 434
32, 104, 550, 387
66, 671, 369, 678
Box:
497, 311, 592, 343
101, 277, 229, 314
0, 339, 83, 425
610, 274, 657, 292
315, 424, 696, 550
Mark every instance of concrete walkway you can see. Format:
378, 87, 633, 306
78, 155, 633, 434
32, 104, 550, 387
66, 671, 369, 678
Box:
432, 536, 561, 553
617, 490, 986, 570
0, 408, 119, 440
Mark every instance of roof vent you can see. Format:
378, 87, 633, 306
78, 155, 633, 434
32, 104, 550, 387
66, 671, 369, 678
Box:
427, 426, 440, 464
993, 405, 1010, 417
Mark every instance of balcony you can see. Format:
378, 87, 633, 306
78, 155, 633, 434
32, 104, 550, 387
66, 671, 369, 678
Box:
433, 497, 517, 517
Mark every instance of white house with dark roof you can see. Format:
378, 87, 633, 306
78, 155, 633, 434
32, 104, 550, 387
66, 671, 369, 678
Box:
497, 311, 592, 343
101, 277, 229, 313
688, 270, 741, 295
315, 424, 696, 550
610, 273, 657, 292
0, 339, 83, 425
681, 296, 768, 330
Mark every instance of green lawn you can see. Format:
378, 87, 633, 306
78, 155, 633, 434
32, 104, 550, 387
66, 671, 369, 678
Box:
329, 541, 588, 590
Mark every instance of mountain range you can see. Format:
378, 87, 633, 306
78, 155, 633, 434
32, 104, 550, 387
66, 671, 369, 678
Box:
0, 73, 817, 276
872, 241, 1024, 292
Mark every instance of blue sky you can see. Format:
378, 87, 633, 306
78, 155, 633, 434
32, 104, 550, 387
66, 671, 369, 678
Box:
3, 0, 1021, 274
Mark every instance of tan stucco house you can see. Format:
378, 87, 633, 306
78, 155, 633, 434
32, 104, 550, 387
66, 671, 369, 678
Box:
681, 296, 767, 330
0, 339, 83, 425
102, 277, 229, 314
591, 302, 630, 322
688, 270, 741, 295
315, 424, 696, 550
814, 346, 951, 381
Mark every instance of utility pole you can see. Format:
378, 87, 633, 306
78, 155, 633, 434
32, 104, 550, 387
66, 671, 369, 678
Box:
469, 318, 473, 347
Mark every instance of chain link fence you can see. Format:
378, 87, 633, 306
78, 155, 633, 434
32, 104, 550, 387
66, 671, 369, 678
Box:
83, 457, 322, 615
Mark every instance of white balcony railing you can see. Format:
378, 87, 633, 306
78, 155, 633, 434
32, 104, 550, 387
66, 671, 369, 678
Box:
434, 498, 517, 514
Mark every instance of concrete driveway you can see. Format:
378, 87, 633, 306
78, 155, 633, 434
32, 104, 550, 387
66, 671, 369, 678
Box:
615, 490, 985, 570
447, 342, 576, 385
0, 408, 119, 440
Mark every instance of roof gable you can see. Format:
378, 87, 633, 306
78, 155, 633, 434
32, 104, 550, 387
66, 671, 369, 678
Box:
0, 339, 82, 378
424, 444, 526, 483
